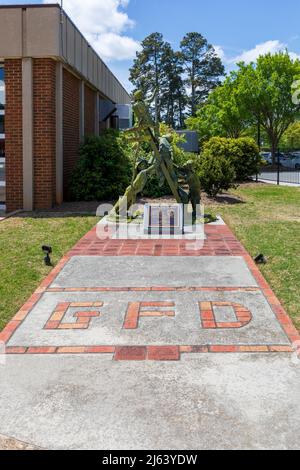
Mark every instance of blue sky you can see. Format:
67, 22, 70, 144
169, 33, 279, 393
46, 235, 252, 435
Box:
127, 0, 300, 52
1, 0, 300, 90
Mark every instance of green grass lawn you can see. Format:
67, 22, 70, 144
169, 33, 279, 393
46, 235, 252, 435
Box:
0, 215, 97, 331
209, 184, 300, 332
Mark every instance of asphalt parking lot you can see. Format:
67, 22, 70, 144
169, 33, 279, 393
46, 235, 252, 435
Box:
259, 170, 300, 186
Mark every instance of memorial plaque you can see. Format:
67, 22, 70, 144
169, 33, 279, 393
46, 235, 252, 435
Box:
143, 203, 184, 235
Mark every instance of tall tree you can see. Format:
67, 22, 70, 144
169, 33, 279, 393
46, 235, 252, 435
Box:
235, 52, 300, 163
129, 33, 168, 122
180, 32, 225, 116
186, 74, 250, 144
160, 46, 187, 128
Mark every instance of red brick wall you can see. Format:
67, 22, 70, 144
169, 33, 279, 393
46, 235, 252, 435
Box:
63, 68, 80, 199
5, 59, 23, 212
84, 85, 96, 136
5, 61, 98, 210
33, 58, 56, 209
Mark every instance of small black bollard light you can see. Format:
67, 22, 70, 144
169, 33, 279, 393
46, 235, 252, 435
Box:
254, 253, 267, 265
42, 245, 53, 266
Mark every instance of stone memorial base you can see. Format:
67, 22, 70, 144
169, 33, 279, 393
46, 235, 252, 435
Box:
143, 203, 184, 235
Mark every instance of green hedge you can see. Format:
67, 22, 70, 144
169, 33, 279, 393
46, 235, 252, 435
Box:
197, 136, 261, 197
70, 130, 132, 201
202, 137, 261, 181
198, 152, 236, 198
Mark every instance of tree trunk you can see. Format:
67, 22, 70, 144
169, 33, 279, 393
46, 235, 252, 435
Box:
170, 99, 174, 128
179, 98, 183, 128
191, 60, 196, 116
154, 46, 160, 123
257, 118, 261, 150
271, 139, 278, 166
191, 83, 196, 116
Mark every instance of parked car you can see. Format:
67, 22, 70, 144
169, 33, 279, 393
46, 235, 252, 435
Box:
287, 155, 300, 169
278, 152, 289, 162
260, 152, 287, 165
260, 152, 272, 164
280, 155, 294, 168
280, 153, 300, 169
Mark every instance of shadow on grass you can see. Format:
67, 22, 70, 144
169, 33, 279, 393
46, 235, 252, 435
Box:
1, 201, 108, 220
0, 191, 246, 222
203, 213, 218, 223
212, 194, 245, 205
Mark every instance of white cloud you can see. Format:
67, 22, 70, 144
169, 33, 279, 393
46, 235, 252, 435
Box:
213, 45, 226, 61
231, 40, 286, 64
216, 40, 300, 68
91, 33, 140, 61
44, 0, 141, 61
289, 51, 300, 61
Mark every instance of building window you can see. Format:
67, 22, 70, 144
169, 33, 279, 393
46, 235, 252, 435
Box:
0, 114, 4, 134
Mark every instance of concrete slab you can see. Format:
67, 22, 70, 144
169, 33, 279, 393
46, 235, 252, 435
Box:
213, 305, 236, 322
52, 256, 258, 288
0, 353, 299, 450
7, 290, 289, 347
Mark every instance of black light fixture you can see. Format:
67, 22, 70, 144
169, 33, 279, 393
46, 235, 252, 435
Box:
254, 253, 267, 265
42, 245, 52, 266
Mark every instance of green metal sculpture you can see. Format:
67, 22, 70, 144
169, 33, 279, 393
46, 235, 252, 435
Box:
180, 160, 201, 220
113, 91, 200, 218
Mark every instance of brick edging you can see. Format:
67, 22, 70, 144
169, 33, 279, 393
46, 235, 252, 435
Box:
4, 344, 295, 361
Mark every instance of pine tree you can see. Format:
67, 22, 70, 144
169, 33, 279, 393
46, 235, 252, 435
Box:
160, 46, 187, 128
129, 33, 168, 122
129, 31, 225, 125
180, 32, 225, 116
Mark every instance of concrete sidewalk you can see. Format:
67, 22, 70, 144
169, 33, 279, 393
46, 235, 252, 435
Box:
0, 221, 299, 449
0, 353, 299, 450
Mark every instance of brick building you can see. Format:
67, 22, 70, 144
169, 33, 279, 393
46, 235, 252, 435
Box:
0, 4, 131, 212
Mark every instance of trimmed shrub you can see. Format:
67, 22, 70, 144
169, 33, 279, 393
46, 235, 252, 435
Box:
70, 130, 132, 201
198, 151, 236, 198
202, 136, 261, 181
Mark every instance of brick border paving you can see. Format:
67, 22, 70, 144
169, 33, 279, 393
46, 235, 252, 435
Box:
67, 225, 246, 257
1, 223, 299, 360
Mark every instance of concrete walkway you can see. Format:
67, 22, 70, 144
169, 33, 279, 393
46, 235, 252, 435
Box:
0, 221, 299, 449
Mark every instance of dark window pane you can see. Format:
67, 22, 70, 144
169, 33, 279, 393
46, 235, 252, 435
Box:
0, 115, 4, 134
0, 139, 4, 158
